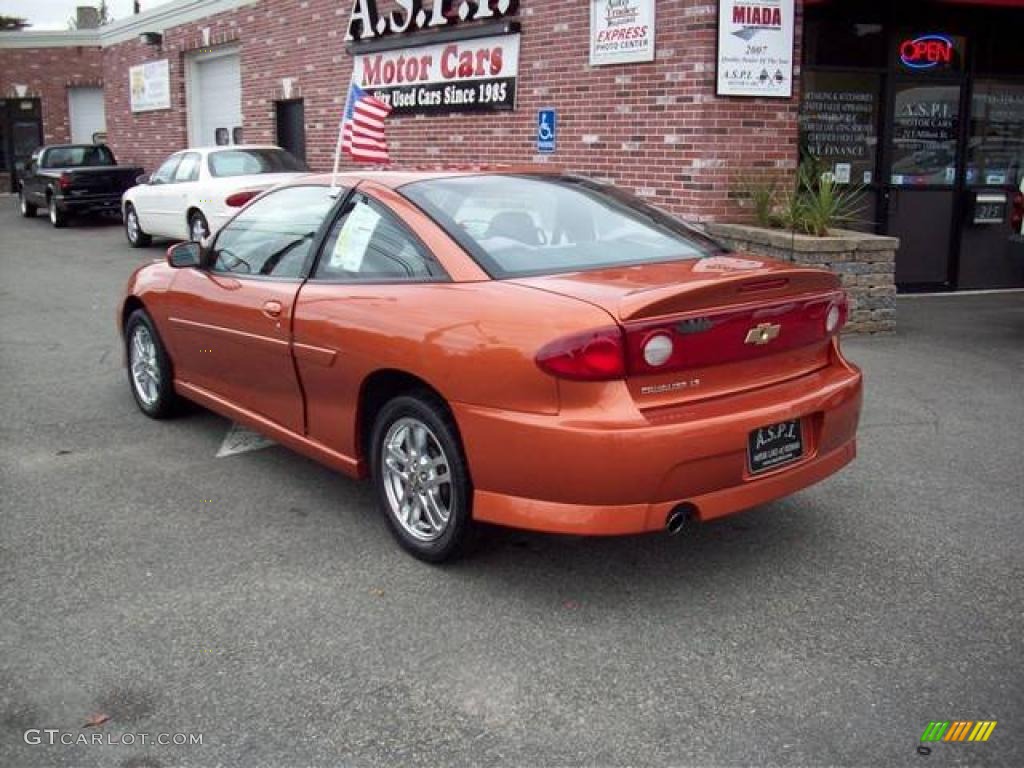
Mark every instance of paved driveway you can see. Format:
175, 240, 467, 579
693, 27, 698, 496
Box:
1, 201, 1021, 767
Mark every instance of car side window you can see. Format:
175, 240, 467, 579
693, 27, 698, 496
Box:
173, 152, 201, 182
211, 186, 336, 279
314, 195, 439, 282
151, 155, 180, 185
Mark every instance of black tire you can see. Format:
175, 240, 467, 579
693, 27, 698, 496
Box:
18, 188, 37, 217
124, 203, 152, 248
124, 309, 178, 419
47, 194, 67, 228
370, 391, 474, 563
188, 210, 209, 243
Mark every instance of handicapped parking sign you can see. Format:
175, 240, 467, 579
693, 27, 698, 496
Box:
537, 109, 556, 153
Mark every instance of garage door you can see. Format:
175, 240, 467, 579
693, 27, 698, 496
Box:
190, 52, 242, 147
68, 87, 106, 144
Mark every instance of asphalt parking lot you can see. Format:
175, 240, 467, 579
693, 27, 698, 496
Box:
1, 199, 1022, 768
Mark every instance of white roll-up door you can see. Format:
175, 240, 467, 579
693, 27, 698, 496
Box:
189, 51, 242, 147
68, 87, 106, 144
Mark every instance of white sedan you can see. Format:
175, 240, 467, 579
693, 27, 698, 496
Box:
121, 145, 308, 247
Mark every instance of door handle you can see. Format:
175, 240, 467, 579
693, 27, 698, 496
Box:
262, 300, 283, 318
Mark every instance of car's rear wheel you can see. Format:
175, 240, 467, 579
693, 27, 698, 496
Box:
48, 195, 67, 228
18, 189, 37, 217
188, 211, 209, 242
370, 393, 473, 562
124, 204, 151, 247
125, 309, 177, 419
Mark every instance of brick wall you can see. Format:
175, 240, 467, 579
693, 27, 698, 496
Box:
96, 0, 804, 222
102, 35, 196, 173
0, 45, 104, 145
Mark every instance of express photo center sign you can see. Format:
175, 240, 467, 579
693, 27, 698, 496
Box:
345, 0, 520, 115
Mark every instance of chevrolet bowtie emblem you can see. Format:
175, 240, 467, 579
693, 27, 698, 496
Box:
744, 322, 781, 345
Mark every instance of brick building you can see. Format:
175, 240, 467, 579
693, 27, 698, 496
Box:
2, 0, 1024, 291
1, 0, 799, 219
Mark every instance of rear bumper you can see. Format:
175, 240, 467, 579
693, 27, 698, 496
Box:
54, 194, 123, 215
453, 351, 862, 535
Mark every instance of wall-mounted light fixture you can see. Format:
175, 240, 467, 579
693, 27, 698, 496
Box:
139, 31, 163, 46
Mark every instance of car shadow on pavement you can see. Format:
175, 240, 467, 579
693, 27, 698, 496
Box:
171, 401, 828, 587
65, 215, 125, 229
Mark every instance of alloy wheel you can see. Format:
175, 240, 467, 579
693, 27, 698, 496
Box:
381, 417, 453, 542
189, 215, 207, 242
129, 324, 160, 407
48, 198, 57, 225
126, 208, 140, 243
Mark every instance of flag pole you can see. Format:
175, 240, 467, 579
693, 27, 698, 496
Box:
329, 127, 343, 198
331, 83, 354, 197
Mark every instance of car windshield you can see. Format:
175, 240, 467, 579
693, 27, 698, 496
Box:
42, 145, 115, 168
400, 175, 723, 278
207, 148, 308, 178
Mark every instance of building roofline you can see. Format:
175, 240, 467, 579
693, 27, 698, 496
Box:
0, 0, 257, 50
98, 0, 258, 45
0, 29, 100, 49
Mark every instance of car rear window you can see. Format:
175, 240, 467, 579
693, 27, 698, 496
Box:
207, 148, 308, 178
42, 145, 115, 168
400, 175, 723, 278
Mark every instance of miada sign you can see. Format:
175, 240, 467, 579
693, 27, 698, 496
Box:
346, 0, 518, 42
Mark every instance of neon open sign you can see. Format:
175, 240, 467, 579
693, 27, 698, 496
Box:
899, 34, 955, 70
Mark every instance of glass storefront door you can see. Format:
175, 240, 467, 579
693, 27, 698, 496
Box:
801, 0, 1024, 291
884, 80, 963, 286
959, 79, 1024, 288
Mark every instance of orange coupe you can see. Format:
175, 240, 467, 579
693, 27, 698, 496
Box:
120, 170, 862, 561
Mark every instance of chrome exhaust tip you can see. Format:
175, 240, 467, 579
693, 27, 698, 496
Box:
666, 504, 695, 536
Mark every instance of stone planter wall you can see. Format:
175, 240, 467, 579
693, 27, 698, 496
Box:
703, 223, 898, 334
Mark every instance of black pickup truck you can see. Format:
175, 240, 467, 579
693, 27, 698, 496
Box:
17, 144, 144, 228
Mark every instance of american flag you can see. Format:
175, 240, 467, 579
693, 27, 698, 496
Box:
340, 83, 392, 164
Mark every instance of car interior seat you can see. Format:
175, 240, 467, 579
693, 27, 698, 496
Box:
484, 211, 543, 246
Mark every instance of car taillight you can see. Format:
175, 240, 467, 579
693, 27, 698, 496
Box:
826, 292, 849, 334
535, 327, 626, 381
58, 173, 72, 191
225, 190, 260, 207
1011, 192, 1024, 231
624, 324, 696, 375
642, 332, 674, 367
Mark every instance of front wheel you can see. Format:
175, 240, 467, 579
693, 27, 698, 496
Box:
124, 309, 178, 419
370, 393, 474, 563
48, 195, 67, 228
124, 203, 151, 247
19, 189, 37, 217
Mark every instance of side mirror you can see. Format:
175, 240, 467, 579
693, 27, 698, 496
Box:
136, 173, 151, 185
167, 241, 202, 269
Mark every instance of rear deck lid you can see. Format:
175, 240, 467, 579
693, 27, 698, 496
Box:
514, 255, 846, 406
